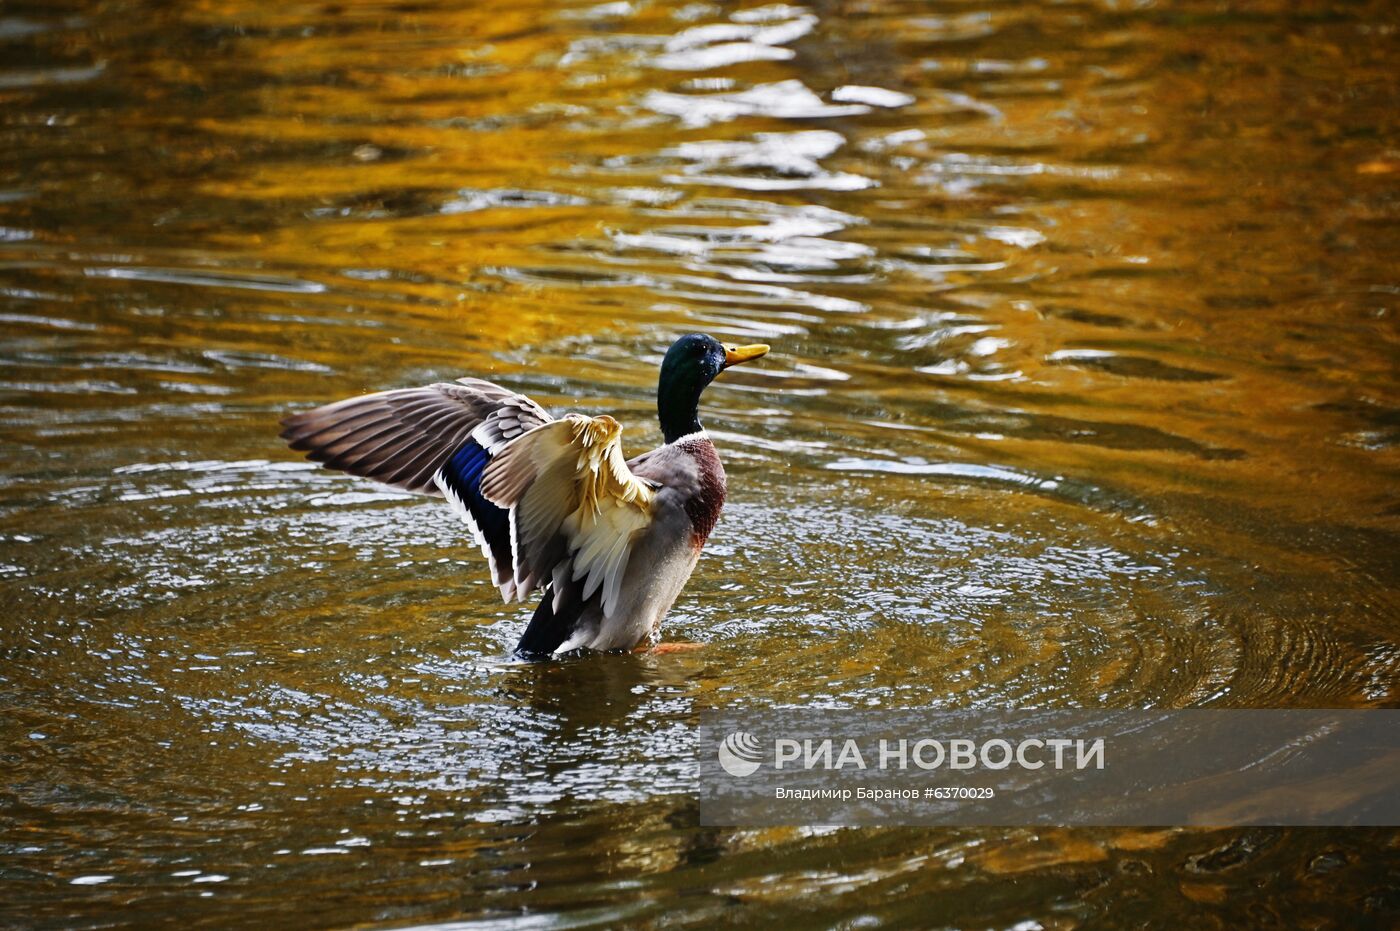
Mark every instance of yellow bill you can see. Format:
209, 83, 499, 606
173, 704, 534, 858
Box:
723, 343, 770, 368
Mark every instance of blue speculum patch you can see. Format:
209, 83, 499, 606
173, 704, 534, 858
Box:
441, 439, 511, 565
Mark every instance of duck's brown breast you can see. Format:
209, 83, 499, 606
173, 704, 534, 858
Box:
677, 437, 726, 547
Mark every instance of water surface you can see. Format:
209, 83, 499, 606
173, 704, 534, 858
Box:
3, 0, 1399, 926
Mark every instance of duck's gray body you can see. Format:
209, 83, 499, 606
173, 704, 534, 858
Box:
527, 435, 725, 653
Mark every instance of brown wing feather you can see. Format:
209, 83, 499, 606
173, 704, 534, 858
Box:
280, 379, 550, 495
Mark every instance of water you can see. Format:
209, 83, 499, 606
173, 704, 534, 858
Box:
3, 0, 1399, 926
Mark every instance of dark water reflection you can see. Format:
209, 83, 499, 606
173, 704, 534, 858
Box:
3, 0, 1399, 926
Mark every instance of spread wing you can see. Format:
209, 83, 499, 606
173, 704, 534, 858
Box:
280, 378, 552, 601
279, 378, 549, 495
479, 414, 657, 620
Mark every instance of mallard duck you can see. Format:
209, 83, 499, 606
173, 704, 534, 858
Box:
280, 334, 769, 656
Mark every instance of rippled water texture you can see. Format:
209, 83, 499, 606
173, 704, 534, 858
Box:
3, 0, 1399, 926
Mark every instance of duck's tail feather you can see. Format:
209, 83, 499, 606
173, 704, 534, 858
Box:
515, 584, 589, 657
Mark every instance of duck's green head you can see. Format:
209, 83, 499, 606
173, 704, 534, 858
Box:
657, 333, 769, 443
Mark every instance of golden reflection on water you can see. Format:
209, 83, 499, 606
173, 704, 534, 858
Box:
2, 0, 1399, 926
